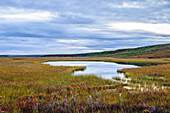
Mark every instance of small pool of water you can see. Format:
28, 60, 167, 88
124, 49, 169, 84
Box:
43, 61, 138, 80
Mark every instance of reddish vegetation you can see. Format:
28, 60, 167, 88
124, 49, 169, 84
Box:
0, 57, 169, 112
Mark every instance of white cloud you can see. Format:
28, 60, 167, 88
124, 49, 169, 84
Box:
57, 39, 80, 43
76, 28, 101, 31
111, 2, 144, 9
56, 39, 94, 45
107, 22, 170, 35
151, 36, 170, 41
0, 8, 58, 21
0, 12, 51, 21
70, 46, 88, 49
82, 50, 104, 53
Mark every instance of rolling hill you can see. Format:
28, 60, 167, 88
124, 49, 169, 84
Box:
43, 43, 170, 58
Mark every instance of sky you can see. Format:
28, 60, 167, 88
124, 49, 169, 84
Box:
0, 0, 170, 55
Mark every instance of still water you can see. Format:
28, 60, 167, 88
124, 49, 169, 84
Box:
43, 61, 138, 80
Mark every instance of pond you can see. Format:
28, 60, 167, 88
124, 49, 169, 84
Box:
43, 61, 139, 80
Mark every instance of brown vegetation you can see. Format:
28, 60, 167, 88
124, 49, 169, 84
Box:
0, 57, 169, 112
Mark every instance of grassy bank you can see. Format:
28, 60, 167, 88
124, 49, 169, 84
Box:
0, 57, 169, 112
118, 64, 170, 86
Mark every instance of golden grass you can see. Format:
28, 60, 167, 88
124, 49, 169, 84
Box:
0, 58, 116, 102
0, 57, 169, 112
119, 64, 170, 86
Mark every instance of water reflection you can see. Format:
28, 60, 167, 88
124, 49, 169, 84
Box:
43, 61, 138, 80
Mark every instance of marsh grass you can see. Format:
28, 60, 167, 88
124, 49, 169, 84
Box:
120, 64, 170, 86
112, 76, 121, 81
0, 57, 169, 112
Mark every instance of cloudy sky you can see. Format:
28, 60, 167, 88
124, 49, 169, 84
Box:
0, 0, 170, 55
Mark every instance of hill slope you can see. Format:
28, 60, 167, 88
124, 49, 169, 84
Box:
43, 43, 170, 58
87, 43, 170, 58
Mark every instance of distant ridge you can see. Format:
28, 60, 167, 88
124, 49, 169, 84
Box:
8, 55, 43, 57
1, 43, 169, 58
0, 55, 9, 57
43, 43, 170, 58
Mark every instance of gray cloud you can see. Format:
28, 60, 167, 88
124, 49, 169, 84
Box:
0, 0, 170, 54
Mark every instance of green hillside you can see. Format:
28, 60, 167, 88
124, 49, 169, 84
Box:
44, 43, 170, 58
87, 43, 170, 58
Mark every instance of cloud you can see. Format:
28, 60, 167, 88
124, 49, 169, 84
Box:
0, 12, 52, 21
151, 36, 170, 41
70, 46, 88, 49
0, 8, 58, 21
75, 28, 101, 32
0, 0, 170, 54
111, 2, 145, 9
57, 39, 80, 43
107, 22, 170, 35
82, 50, 104, 53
